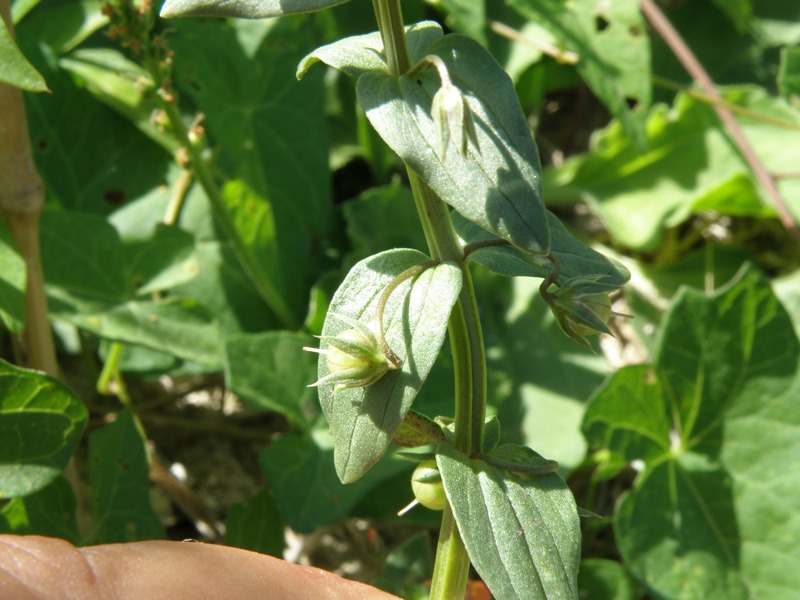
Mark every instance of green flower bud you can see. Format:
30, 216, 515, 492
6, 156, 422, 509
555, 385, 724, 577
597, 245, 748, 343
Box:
304, 314, 397, 391
432, 81, 479, 159
542, 274, 622, 349
411, 460, 447, 511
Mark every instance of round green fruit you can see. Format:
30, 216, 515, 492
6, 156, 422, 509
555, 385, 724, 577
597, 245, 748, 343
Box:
411, 460, 447, 511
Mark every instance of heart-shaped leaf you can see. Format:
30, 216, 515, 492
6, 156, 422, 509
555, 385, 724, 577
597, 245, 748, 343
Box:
583, 265, 800, 598
316, 248, 462, 483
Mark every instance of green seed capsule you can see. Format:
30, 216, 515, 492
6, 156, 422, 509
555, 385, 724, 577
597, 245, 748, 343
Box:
411, 460, 446, 511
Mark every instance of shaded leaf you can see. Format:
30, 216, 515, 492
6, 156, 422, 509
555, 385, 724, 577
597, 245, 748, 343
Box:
225, 331, 319, 430
86, 410, 164, 543
0, 476, 79, 543
508, 0, 650, 149
0, 360, 87, 499
317, 249, 462, 483
260, 431, 410, 532
225, 490, 285, 557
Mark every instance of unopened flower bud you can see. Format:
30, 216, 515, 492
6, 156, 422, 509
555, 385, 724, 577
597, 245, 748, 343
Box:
411, 460, 446, 511
542, 275, 622, 349
304, 315, 396, 391
431, 81, 479, 159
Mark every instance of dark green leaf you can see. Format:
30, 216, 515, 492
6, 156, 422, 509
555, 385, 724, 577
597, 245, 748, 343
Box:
225, 331, 319, 429
508, 0, 650, 149
0, 360, 87, 499
161, 0, 350, 19
317, 248, 462, 483
578, 559, 637, 600
438, 443, 580, 599
358, 28, 551, 255
124, 226, 199, 296
86, 410, 164, 543
374, 531, 433, 597
260, 432, 410, 532
0, 476, 79, 543
225, 490, 285, 557
778, 47, 800, 101
17, 0, 108, 55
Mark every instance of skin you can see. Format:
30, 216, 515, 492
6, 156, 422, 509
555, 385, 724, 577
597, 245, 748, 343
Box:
0, 535, 400, 600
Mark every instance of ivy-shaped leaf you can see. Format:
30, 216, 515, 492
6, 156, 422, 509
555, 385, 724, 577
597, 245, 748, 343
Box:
583, 265, 800, 599
317, 248, 462, 483
438, 443, 580, 600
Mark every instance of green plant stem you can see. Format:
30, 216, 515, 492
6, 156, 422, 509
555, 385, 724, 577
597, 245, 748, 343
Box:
157, 100, 298, 329
372, 3, 487, 597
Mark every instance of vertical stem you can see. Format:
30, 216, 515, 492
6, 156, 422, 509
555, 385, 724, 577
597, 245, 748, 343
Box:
371, 3, 487, 598
0, 0, 57, 377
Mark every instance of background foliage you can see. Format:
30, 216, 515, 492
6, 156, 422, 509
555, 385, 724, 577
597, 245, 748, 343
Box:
2, 0, 800, 598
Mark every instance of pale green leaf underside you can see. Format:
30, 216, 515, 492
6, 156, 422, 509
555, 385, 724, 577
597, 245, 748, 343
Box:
317, 249, 462, 483
438, 444, 580, 600
0, 360, 88, 499
161, 0, 350, 18
454, 211, 629, 292
357, 29, 550, 255
584, 266, 800, 599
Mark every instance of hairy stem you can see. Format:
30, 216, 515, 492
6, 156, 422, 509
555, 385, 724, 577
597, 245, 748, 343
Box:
372, 3, 487, 597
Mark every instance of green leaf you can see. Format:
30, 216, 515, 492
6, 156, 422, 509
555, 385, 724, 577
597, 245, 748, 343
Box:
298, 21, 443, 79
16, 0, 108, 55
317, 248, 462, 483
709, 0, 752, 31
0, 360, 88, 499
260, 431, 411, 532
161, 0, 350, 19
124, 225, 199, 296
435, 0, 486, 45
778, 47, 800, 101
59, 48, 179, 153
19, 39, 171, 216
0, 225, 26, 334
357, 28, 551, 255
0, 15, 47, 91
0, 476, 79, 543
225, 331, 319, 430
225, 490, 285, 557
508, 0, 651, 149
374, 531, 433, 597
455, 211, 629, 292
544, 88, 800, 250
86, 410, 165, 543
342, 182, 428, 263
476, 274, 609, 471
583, 265, 800, 599
170, 18, 332, 323
438, 443, 580, 600
66, 298, 223, 368
578, 559, 637, 600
